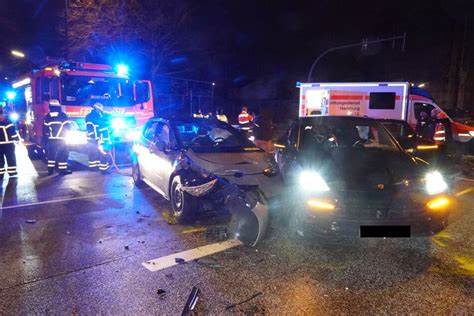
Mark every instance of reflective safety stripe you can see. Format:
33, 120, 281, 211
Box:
7, 166, 16, 170
88, 160, 100, 166
99, 163, 110, 170
0, 168, 5, 175
48, 160, 55, 163
58, 163, 68, 166
58, 165, 68, 169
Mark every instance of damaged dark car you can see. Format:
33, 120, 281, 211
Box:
131, 117, 281, 245
275, 116, 453, 238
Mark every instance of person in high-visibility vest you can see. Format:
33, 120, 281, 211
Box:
238, 106, 253, 131
193, 109, 204, 118
86, 103, 113, 174
0, 107, 20, 178
431, 109, 446, 145
43, 99, 72, 175
215, 107, 228, 123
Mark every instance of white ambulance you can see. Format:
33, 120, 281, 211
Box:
297, 82, 474, 144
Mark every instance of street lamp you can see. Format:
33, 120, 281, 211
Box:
11, 50, 25, 58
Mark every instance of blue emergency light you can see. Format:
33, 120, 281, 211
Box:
116, 64, 129, 76
6, 91, 16, 100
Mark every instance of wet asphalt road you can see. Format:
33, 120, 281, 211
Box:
0, 146, 473, 314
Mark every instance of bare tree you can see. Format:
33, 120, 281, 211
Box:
62, 0, 192, 82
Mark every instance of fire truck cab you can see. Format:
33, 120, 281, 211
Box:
11, 60, 154, 156
298, 82, 474, 147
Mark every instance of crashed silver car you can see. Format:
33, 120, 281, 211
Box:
131, 117, 280, 245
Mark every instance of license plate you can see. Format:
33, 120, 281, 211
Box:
360, 225, 410, 238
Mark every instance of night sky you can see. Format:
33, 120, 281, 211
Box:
1, 0, 473, 112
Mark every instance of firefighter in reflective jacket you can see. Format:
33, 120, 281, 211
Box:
86, 103, 112, 174
238, 106, 253, 134
43, 99, 72, 175
0, 107, 20, 178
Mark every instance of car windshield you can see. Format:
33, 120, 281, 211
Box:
61, 74, 134, 106
173, 119, 260, 153
300, 117, 399, 151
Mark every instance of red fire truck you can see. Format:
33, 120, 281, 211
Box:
11, 60, 154, 156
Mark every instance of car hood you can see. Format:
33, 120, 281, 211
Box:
299, 148, 424, 191
186, 149, 271, 176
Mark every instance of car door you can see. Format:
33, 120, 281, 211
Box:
137, 121, 159, 181
148, 122, 180, 196
277, 122, 299, 179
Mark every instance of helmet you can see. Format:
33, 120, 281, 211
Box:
93, 102, 104, 111
49, 99, 61, 107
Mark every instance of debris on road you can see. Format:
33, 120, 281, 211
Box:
156, 288, 166, 299
25, 219, 37, 224
205, 226, 228, 241
124, 245, 130, 250
195, 257, 224, 269
175, 257, 186, 264
225, 292, 263, 310
165, 273, 174, 280
182, 227, 207, 235
161, 212, 178, 225
181, 286, 200, 316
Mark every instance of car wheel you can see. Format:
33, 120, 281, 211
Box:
170, 175, 196, 223
132, 161, 146, 188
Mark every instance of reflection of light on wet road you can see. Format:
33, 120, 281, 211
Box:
455, 187, 473, 197
1, 145, 40, 208
430, 230, 474, 277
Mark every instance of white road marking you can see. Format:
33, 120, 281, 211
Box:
142, 239, 243, 272
0, 193, 108, 210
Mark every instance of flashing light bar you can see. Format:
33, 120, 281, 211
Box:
12, 78, 31, 89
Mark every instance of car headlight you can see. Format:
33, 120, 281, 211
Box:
111, 117, 127, 130
9, 112, 19, 122
425, 171, 448, 195
299, 171, 330, 192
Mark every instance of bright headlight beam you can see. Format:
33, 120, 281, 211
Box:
111, 117, 127, 130
425, 171, 448, 195
299, 171, 330, 192
9, 112, 19, 122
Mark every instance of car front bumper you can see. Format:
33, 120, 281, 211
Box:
292, 192, 451, 238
